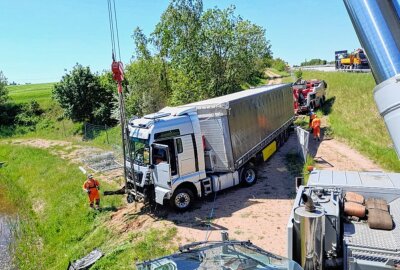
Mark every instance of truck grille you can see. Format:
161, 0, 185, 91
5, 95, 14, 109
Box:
127, 170, 143, 184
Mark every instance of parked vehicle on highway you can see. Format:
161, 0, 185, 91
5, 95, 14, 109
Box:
335, 48, 369, 70
292, 79, 327, 114
125, 84, 294, 210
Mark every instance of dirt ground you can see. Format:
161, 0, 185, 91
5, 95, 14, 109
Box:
9, 139, 123, 184
265, 69, 283, 85
5, 132, 383, 257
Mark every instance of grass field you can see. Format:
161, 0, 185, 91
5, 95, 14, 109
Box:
6, 83, 54, 109
299, 71, 400, 172
0, 144, 176, 269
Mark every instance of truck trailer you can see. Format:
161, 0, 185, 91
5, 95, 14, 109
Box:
288, 170, 400, 270
125, 84, 294, 210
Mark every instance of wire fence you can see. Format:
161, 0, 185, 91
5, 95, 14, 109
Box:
83, 123, 111, 142
82, 122, 124, 172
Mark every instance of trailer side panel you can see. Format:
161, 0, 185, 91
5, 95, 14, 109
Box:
228, 85, 294, 167
198, 116, 234, 172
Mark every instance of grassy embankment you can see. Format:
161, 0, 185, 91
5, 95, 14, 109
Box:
0, 144, 176, 269
3, 83, 85, 140
268, 68, 290, 77
7, 83, 54, 109
293, 71, 400, 172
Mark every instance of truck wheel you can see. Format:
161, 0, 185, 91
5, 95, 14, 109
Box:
241, 164, 257, 186
171, 188, 194, 211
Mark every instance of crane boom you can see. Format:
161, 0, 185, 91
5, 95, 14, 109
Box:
344, 0, 400, 157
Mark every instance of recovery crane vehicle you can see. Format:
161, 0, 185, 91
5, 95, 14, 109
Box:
292, 79, 327, 114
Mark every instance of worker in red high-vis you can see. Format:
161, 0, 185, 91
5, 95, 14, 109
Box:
311, 115, 321, 141
83, 174, 100, 209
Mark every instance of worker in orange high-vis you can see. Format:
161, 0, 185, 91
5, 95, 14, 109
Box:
309, 112, 316, 129
83, 174, 100, 209
311, 115, 321, 141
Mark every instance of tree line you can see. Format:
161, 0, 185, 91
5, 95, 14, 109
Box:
300, 58, 328, 66
53, 0, 274, 125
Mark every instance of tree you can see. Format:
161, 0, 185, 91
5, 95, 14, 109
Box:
125, 57, 169, 116
125, 0, 273, 116
152, 0, 204, 104
295, 69, 303, 79
0, 71, 8, 105
271, 58, 287, 72
53, 64, 116, 124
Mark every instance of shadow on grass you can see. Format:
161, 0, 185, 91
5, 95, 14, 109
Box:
320, 96, 336, 115
99, 206, 119, 212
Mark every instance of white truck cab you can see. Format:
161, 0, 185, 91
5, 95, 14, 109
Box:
128, 107, 206, 209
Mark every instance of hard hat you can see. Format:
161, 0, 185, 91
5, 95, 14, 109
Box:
88, 174, 93, 179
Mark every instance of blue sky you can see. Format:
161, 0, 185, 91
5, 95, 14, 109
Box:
0, 0, 360, 84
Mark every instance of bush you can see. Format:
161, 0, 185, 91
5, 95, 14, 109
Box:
0, 100, 44, 136
271, 58, 287, 72
0, 102, 22, 126
295, 69, 303, 79
53, 64, 117, 125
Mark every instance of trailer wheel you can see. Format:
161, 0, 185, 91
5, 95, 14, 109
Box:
171, 188, 194, 211
241, 164, 257, 186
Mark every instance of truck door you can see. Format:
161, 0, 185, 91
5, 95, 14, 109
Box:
151, 144, 171, 189
176, 135, 197, 176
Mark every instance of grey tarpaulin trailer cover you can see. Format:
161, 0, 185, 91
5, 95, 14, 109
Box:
180, 83, 294, 172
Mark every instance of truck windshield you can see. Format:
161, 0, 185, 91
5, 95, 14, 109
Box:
130, 137, 150, 166
137, 242, 302, 270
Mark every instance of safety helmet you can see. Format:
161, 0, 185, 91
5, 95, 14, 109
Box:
88, 174, 93, 179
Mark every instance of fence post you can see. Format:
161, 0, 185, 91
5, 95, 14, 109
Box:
105, 124, 110, 144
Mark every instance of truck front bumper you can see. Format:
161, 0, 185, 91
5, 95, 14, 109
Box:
155, 186, 172, 205
126, 185, 171, 206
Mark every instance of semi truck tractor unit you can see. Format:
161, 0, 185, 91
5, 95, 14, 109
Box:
126, 84, 294, 210
288, 170, 400, 270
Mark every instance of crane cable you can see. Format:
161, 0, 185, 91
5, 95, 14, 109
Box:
107, 0, 121, 62
106, 0, 137, 206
